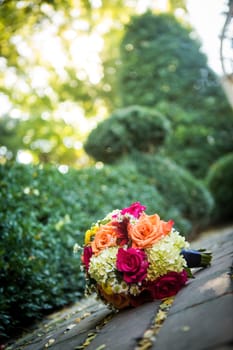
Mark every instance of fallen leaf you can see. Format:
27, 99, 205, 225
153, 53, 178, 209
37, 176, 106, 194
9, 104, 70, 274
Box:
155, 310, 167, 324
143, 330, 154, 339
65, 323, 76, 331
95, 345, 106, 350
44, 338, 55, 348
181, 325, 190, 332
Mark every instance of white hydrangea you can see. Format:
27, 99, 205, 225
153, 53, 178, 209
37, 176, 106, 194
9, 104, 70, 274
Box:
168, 229, 190, 250
146, 230, 189, 280
88, 247, 118, 286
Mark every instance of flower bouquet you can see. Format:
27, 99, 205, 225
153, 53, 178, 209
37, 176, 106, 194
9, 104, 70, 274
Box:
81, 202, 212, 309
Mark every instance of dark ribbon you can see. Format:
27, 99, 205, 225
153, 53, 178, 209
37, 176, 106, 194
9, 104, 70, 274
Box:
181, 248, 202, 268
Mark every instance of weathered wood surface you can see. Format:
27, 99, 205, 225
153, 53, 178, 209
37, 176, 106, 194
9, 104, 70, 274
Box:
5, 226, 233, 350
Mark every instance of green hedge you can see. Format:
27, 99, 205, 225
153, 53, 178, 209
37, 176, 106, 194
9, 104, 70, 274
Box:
0, 161, 191, 340
129, 153, 214, 231
84, 105, 170, 163
205, 153, 233, 222
156, 101, 233, 178
0, 163, 84, 341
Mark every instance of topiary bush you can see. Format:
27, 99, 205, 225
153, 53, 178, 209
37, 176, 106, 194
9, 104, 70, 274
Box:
129, 153, 214, 231
205, 152, 233, 222
0, 160, 191, 341
117, 12, 223, 111
84, 105, 170, 163
156, 101, 233, 178
114, 11, 233, 178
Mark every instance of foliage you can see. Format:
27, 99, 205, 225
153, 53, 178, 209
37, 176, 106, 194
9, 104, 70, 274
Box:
0, 0, 163, 166
156, 101, 233, 177
169, 0, 187, 12
83, 105, 214, 233
112, 11, 233, 178
127, 153, 214, 231
0, 116, 20, 161
1, 2, 231, 176
205, 153, 233, 222
0, 0, 98, 166
118, 12, 212, 109
0, 163, 84, 341
0, 0, 136, 166
0, 160, 193, 340
0, 114, 88, 166
84, 105, 170, 163
0, 0, 154, 115
99, 25, 124, 111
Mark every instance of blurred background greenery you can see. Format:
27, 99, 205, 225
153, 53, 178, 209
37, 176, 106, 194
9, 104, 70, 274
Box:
0, 0, 233, 342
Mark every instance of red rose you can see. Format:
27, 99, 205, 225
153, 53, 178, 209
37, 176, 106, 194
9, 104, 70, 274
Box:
152, 270, 188, 299
130, 288, 155, 307
82, 246, 93, 271
137, 270, 188, 302
116, 247, 149, 283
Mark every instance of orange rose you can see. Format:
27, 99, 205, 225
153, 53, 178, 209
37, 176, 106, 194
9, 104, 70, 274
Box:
99, 288, 131, 309
91, 222, 117, 255
128, 213, 173, 249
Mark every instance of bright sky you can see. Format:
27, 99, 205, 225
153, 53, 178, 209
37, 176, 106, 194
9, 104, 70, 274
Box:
187, 0, 227, 75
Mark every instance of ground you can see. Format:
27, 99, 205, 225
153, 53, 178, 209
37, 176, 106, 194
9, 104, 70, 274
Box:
4, 225, 233, 350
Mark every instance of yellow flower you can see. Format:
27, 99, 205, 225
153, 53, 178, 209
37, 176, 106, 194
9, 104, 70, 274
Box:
101, 283, 113, 295
85, 226, 98, 245
98, 287, 131, 309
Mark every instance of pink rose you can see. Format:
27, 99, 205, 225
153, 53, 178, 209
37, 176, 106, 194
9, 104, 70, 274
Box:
82, 246, 93, 271
116, 247, 149, 283
152, 270, 188, 299
121, 202, 146, 218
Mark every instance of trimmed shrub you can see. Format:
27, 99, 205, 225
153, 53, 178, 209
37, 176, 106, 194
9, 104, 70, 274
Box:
114, 11, 233, 178
0, 161, 190, 340
205, 153, 233, 222
84, 105, 170, 163
129, 153, 214, 231
156, 102, 233, 178
118, 12, 224, 111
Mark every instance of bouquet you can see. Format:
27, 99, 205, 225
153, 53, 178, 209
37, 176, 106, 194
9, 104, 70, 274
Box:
80, 202, 212, 309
